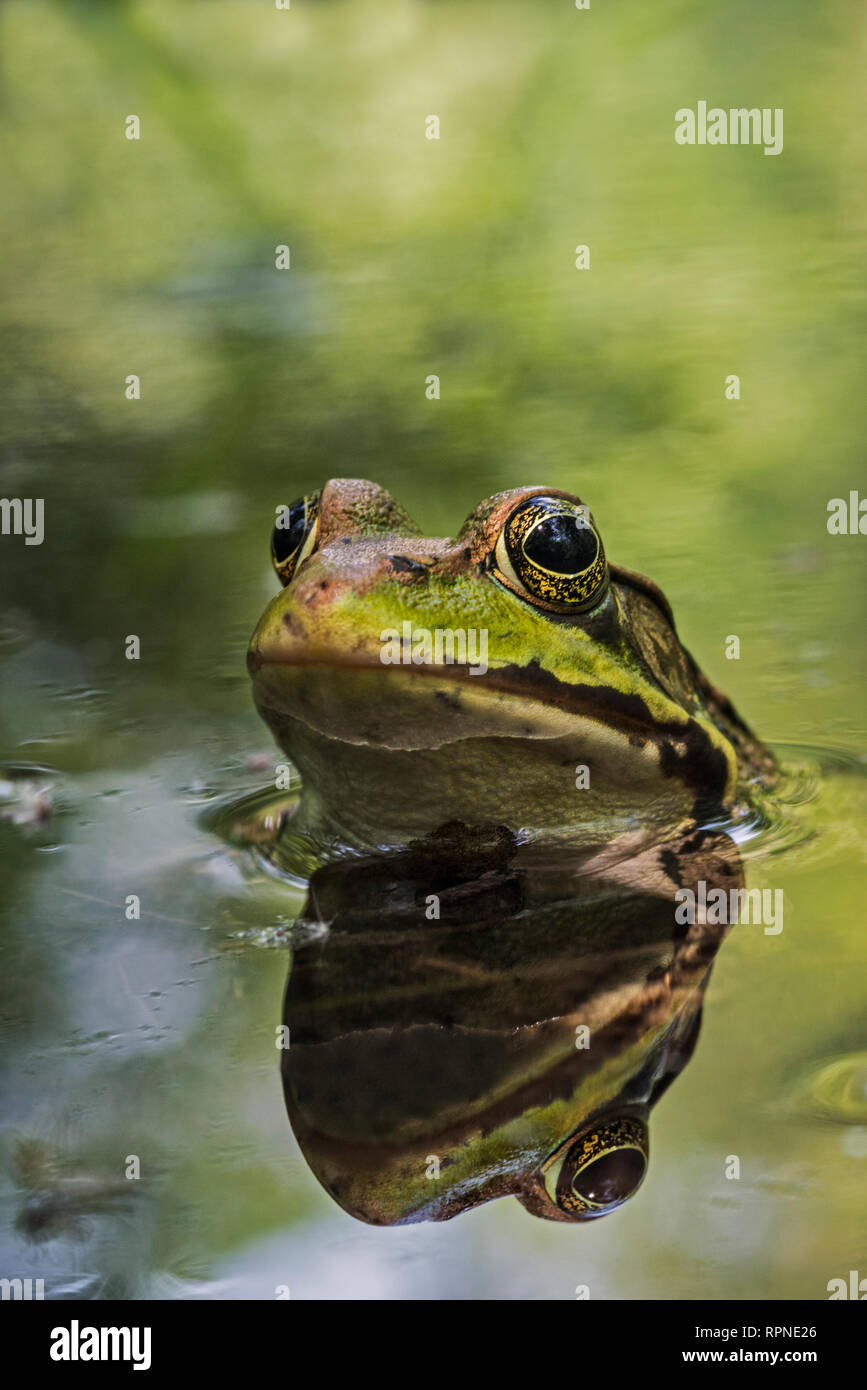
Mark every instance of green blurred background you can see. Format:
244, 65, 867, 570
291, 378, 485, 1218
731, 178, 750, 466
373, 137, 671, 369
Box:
0, 0, 865, 1299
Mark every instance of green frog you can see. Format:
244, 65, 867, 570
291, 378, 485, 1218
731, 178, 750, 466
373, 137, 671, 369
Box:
245, 480, 774, 1224
248, 479, 773, 850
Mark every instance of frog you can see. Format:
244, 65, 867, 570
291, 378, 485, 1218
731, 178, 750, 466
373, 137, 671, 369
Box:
248, 478, 774, 850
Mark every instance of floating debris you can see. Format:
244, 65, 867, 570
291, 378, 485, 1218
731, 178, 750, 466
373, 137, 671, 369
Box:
0, 764, 57, 827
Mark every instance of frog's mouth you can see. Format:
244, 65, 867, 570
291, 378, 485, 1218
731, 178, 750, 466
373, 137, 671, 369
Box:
248, 638, 733, 804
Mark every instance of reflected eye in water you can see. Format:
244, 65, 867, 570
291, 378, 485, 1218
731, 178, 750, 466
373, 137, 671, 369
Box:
527, 1112, 649, 1221
271, 491, 321, 586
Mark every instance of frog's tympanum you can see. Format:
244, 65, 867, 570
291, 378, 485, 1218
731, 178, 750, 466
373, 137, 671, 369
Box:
247, 480, 774, 1223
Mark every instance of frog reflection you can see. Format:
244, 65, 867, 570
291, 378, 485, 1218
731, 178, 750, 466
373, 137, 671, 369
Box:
280, 821, 742, 1224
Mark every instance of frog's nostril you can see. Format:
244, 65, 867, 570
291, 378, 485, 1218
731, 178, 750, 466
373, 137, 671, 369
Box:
386, 554, 432, 578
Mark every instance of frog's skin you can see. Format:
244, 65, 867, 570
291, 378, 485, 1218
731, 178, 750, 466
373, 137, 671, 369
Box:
281, 822, 742, 1224
248, 479, 773, 849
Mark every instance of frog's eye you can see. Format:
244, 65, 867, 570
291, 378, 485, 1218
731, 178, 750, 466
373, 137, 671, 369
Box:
271, 492, 321, 586
492, 494, 607, 612
539, 1114, 648, 1219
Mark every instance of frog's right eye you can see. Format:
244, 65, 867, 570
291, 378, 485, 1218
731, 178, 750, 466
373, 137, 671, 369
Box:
271, 492, 320, 586
491, 494, 608, 614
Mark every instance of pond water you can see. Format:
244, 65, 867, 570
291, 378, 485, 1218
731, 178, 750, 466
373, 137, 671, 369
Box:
1, 0, 865, 1299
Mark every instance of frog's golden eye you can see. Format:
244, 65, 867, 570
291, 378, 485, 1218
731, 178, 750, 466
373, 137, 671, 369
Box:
492, 494, 607, 612
539, 1114, 648, 1219
271, 492, 321, 586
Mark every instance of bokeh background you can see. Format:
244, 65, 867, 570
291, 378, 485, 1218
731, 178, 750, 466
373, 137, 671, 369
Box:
0, 0, 865, 1298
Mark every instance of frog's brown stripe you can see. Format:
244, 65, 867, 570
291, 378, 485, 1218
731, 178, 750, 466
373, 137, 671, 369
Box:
435, 656, 732, 803
252, 647, 732, 803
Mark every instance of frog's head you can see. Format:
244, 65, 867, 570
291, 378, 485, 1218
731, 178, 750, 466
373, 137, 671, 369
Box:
248, 480, 759, 844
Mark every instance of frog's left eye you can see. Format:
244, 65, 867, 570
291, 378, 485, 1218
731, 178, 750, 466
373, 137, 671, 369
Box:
492, 494, 607, 612
538, 1114, 648, 1220
271, 491, 320, 586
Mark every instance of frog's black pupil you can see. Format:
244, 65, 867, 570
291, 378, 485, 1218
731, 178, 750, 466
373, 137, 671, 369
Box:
572, 1148, 646, 1205
523, 514, 598, 575
273, 503, 307, 563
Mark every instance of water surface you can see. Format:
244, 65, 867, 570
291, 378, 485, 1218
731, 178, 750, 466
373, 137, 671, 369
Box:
1, 0, 865, 1299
